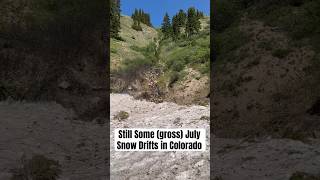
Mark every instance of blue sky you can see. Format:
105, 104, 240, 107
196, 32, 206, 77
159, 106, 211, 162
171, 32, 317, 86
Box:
121, 0, 210, 27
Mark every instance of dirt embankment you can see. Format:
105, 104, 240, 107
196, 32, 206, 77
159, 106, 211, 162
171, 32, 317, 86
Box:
212, 17, 320, 139
112, 65, 209, 106
0, 0, 108, 121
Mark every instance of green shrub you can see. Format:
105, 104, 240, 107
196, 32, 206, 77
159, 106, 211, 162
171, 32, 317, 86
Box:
289, 171, 320, 180
258, 40, 273, 51
214, 0, 240, 32
132, 21, 143, 31
272, 48, 291, 59
114, 111, 129, 120
119, 57, 153, 75
247, 0, 320, 52
1, 0, 106, 49
131, 42, 157, 60
10, 154, 61, 180
117, 42, 158, 77
168, 71, 180, 87
213, 176, 224, 180
214, 26, 249, 64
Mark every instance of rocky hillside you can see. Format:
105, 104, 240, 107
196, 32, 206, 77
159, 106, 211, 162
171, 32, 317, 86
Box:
212, 0, 320, 139
111, 15, 210, 105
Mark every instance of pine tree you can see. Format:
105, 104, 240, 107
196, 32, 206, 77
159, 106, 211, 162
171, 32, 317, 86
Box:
110, 0, 121, 38
131, 9, 152, 27
177, 9, 187, 27
146, 14, 152, 27
186, 7, 201, 37
161, 13, 172, 39
196, 9, 204, 18
132, 8, 138, 20
138, 9, 142, 21
172, 15, 180, 40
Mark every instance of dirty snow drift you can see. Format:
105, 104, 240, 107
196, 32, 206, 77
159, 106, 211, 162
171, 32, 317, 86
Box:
110, 93, 210, 180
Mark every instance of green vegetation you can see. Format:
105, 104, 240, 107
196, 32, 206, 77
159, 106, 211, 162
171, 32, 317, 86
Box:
159, 27, 210, 84
214, 26, 249, 67
132, 20, 143, 31
114, 111, 129, 120
289, 172, 320, 180
0, 0, 106, 101
110, 15, 158, 73
0, 0, 106, 49
161, 13, 172, 39
115, 42, 158, 76
161, 8, 204, 39
213, 176, 224, 180
213, 0, 253, 68
186, 7, 201, 37
172, 10, 187, 39
111, 0, 121, 38
213, 0, 242, 32
272, 48, 291, 59
10, 155, 61, 180
131, 9, 152, 27
111, 5, 209, 104
157, 8, 209, 85
246, 0, 320, 51
212, 0, 320, 139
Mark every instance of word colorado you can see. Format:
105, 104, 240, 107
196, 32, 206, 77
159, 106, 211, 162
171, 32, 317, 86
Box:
114, 129, 206, 151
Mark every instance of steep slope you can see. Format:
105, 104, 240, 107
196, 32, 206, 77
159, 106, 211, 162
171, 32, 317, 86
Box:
111, 15, 158, 71
0, 0, 107, 121
157, 16, 210, 105
212, 1, 320, 139
111, 15, 210, 105
110, 15, 159, 95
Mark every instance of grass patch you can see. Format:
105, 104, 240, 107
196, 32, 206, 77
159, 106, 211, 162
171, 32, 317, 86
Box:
115, 42, 158, 77
214, 25, 249, 66
131, 42, 158, 60
116, 57, 153, 76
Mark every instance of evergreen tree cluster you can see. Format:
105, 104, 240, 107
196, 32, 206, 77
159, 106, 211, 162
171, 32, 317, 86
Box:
132, 9, 152, 27
161, 7, 204, 39
161, 13, 172, 38
110, 0, 121, 38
